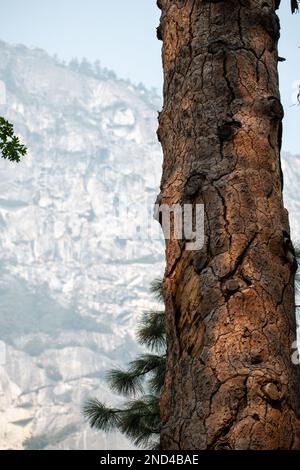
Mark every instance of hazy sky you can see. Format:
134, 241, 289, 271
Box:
1, 1, 300, 153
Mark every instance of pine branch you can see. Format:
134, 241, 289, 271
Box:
106, 369, 145, 397
150, 441, 160, 450
106, 354, 165, 397
295, 274, 300, 292
121, 395, 161, 447
148, 359, 166, 394
83, 399, 122, 431
137, 310, 165, 352
83, 279, 167, 448
150, 277, 164, 303
294, 244, 300, 261
130, 354, 165, 377
84, 396, 160, 448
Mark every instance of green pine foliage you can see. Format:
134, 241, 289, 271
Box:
149, 277, 164, 302
137, 311, 165, 352
0, 117, 27, 162
83, 278, 165, 449
84, 248, 300, 448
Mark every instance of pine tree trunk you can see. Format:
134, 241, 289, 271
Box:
157, 0, 300, 449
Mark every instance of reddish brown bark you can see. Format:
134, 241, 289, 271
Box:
157, 0, 300, 449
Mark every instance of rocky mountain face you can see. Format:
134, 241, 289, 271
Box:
0, 40, 299, 450
0, 41, 164, 449
282, 153, 300, 240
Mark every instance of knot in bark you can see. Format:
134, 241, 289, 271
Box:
250, 350, 264, 364
266, 96, 284, 120
217, 120, 241, 141
262, 382, 282, 403
184, 173, 206, 197
208, 40, 229, 55
156, 25, 163, 41
193, 250, 208, 274
224, 278, 240, 293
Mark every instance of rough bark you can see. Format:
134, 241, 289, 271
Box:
157, 0, 300, 449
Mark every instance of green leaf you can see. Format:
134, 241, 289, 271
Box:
0, 116, 27, 162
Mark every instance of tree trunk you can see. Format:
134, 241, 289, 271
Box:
157, 0, 300, 449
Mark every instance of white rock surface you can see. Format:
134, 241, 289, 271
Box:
0, 41, 163, 450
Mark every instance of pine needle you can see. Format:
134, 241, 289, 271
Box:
106, 369, 144, 397
150, 277, 164, 302
137, 310, 165, 351
83, 399, 122, 431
